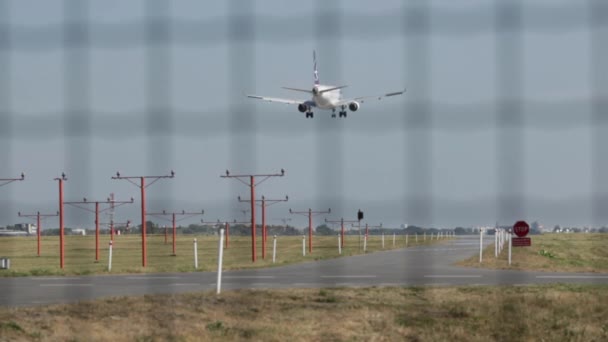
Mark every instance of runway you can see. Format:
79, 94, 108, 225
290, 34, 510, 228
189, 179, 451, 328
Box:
1, 236, 607, 307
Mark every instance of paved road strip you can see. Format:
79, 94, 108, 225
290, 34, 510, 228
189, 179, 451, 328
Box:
320, 275, 377, 279
126, 276, 181, 280
223, 276, 276, 279
424, 275, 482, 278
40, 284, 93, 287
535, 275, 608, 279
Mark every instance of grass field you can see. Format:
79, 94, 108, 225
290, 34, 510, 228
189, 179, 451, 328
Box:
1, 284, 606, 341
0, 232, 447, 276
458, 233, 608, 273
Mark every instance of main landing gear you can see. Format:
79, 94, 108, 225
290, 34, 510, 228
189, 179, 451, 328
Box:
332, 107, 347, 118
331, 107, 346, 118
305, 112, 314, 119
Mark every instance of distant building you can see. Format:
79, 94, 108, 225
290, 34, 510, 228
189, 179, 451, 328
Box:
14, 223, 37, 235
72, 228, 86, 236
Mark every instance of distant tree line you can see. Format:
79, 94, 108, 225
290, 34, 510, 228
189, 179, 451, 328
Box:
22, 221, 608, 236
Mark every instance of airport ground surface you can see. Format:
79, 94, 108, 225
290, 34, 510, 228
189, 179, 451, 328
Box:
1, 236, 607, 307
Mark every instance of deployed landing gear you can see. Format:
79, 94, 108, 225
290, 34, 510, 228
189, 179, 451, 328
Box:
338, 105, 347, 118
331, 109, 336, 118
305, 112, 314, 119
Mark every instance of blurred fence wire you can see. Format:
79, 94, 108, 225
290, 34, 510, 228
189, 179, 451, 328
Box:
0, 0, 607, 226
0, 0, 607, 331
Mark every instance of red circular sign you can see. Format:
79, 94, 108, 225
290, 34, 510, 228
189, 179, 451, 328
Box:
513, 221, 529, 237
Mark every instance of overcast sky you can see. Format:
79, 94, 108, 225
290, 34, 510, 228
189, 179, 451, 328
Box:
0, 0, 604, 230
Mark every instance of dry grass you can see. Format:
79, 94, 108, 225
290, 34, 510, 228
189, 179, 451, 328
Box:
1, 284, 606, 341
458, 233, 608, 273
0, 233, 447, 276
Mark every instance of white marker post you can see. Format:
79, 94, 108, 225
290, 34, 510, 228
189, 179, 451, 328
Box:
393, 233, 396, 247
273, 235, 277, 263
501, 230, 503, 252
338, 234, 342, 255
193, 238, 199, 269
108, 240, 113, 271
508, 230, 512, 265
382, 233, 385, 248
494, 231, 498, 258
363, 235, 367, 253
302, 235, 306, 257
498, 230, 502, 253
479, 229, 483, 263
406, 234, 409, 246
216, 228, 224, 295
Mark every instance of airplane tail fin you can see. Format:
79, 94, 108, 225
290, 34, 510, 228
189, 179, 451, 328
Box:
313, 50, 320, 85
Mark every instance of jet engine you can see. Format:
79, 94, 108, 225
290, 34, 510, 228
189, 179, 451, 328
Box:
348, 101, 360, 112
298, 103, 308, 113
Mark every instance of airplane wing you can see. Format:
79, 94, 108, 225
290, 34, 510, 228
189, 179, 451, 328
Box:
246, 94, 308, 105
336, 89, 406, 106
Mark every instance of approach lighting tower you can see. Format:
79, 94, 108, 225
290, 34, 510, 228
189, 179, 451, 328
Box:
0, 173, 24, 187
325, 216, 360, 248
18, 210, 58, 256
238, 195, 288, 259
148, 209, 204, 256
290, 207, 331, 253
111, 170, 175, 267
221, 169, 285, 262
64, 197, 133, 261
54, 173, 67, 268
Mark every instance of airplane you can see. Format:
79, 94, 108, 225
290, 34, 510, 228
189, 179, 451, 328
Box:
247, 51, 405, 119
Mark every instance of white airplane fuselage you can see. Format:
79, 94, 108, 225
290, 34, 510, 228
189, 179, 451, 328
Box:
312, 85, 342, 110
